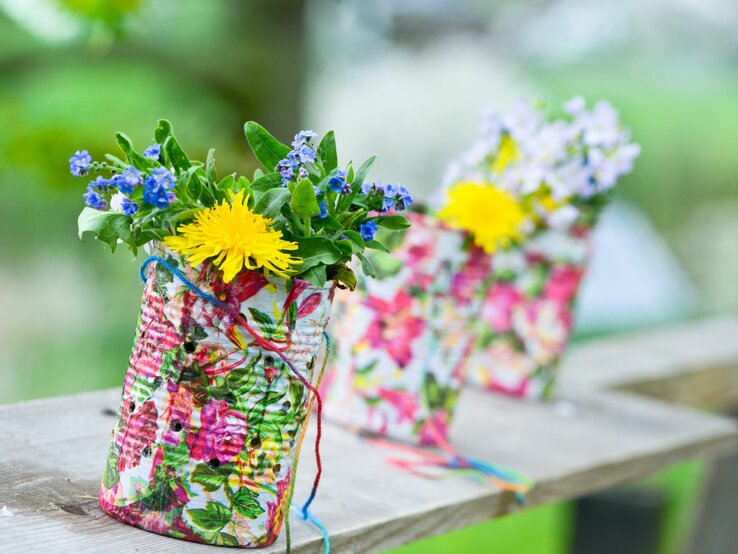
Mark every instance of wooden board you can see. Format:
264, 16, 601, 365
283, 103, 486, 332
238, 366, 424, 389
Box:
0, 389, 735, 553
559, 315, 738, 411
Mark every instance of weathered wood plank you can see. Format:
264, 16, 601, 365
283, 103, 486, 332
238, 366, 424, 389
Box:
559, 315, 738, 410
0, 386, 735, 553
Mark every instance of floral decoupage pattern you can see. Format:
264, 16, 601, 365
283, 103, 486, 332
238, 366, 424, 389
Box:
323, 213, 488, 445
99, 248, 334, 547
441, 98, 639, 400
466, 224, 592, 400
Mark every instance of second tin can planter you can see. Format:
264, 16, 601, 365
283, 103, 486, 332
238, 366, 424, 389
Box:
323, 213, 489, 445
465, 223, 592, 400
99, 249, 334, 547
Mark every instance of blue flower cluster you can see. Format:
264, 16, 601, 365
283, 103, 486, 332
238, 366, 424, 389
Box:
358, 220, 378, 241
69, 150, 92, 177
328, 169, 351, 194
143, 143, 161, 160
276, 130, 317, 187
143, 167, 177, 209
360, 181, 414, 212
83, 184, 106, 210
71, 145, 176, 212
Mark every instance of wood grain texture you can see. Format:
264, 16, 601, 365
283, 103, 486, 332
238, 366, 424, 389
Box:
559, 315, 738, 410
1, 317, 737, 553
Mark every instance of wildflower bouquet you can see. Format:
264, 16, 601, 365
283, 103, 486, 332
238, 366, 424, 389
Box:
74, 120, 412, 289
75, 121, 411, 547
440, 97, 640, 399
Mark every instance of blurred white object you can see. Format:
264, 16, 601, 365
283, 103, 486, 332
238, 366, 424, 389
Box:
575, 202, 698, 333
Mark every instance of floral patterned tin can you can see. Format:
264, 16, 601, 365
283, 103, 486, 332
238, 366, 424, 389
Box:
466, 223, 592, 400
99, 248, 334, 547
322, 213, 489, 445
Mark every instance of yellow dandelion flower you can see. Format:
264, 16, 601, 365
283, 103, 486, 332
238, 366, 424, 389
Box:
438, 181, 526, 254
163, 189, 301, 283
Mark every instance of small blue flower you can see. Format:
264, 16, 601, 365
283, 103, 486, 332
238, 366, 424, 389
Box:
90, 175, 112, 191
292, 130, 317, 148
383, 184, 413, 211
150, 167, 176, 189
69, 150, 92, 177
299, 166, 309, 180
393, 185, 413, 211
143, 183, 175, 208
318, 200, 328, 219
83, 185, 106, 210
381, 197, 395, 213
116, 166, 142, 194
328, 169, 348, 193
143, 167, 177, 208
121, 198, 139, 216
358, 220, 377, 241
143, 143, 161, 160
361, 181, 384, 196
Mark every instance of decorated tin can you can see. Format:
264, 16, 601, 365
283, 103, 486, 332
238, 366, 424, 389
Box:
99, 247, 334, 547
322, 213, 489, 445
466, 223, 592, 400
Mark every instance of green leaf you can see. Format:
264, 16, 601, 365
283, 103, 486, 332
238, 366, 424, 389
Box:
376, 214, 411, 230
244, 121, 290, 171
102, 444, 120, 489
249, 172, 282, 194
114, 132, 149, 170
300, 264, 327, 287
340, 229, 365, 251
248, 308, 277, 339
294, 237, 344, 271
352, 156, 376, 187
291, 178, 321, 219
280, 203, 304, 236
331, 264, 356, 291
163, 135, 192, 172
206, 148, 217, 183
357, 251, 376, 278
226, 356, 259, 395
318, 131, 338, 173
190, 463, 231, 492
216, 533, 240, 547
254, 188, 290, 221
154, 119, 173, 144
231, 488, 265, 519
188, 501, 232, 531
77, 208, 133, 252
366, 239, 390, 253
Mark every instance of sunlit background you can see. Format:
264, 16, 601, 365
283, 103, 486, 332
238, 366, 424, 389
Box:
1, 1, 736, 552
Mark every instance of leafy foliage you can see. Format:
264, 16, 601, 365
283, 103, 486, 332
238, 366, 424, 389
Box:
74, 120, 412, 288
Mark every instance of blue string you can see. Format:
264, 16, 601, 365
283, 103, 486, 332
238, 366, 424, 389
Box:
139, 256, 228, 310
291, 505, 331, 554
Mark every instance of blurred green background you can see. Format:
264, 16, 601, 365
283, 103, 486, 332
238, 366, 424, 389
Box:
1, 1, 736, 552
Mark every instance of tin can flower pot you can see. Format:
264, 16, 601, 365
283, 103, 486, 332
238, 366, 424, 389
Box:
466, 223, 592, 400
323, 213, 489, 445
99, 248, 334, 547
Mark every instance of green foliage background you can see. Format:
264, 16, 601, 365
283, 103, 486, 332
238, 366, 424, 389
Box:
0, 2, 734, 553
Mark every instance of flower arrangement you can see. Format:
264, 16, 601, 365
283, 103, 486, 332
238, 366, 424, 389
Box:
440, 97, 640, 399
439, 97, 640, 249
73, 120, 412, 289
75, 120, 413, 547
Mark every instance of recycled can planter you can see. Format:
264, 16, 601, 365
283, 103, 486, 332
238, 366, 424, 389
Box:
323, 213, 489, 445
466, 223, 593, 400
99, 247, 334, 547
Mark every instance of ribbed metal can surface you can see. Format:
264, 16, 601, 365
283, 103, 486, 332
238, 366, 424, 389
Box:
99, 246, 334, 547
